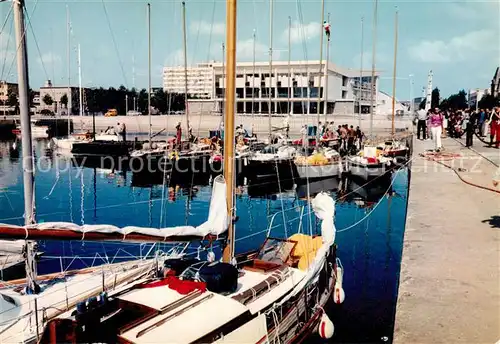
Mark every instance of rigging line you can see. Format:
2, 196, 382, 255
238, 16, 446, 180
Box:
23, 3, 50, 82
0, 2, 13, 79
4, 0, 39, 81
0, 14, 13, 82
100, 0, 128, 88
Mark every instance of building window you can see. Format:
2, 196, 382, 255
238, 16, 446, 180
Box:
342, 76, 348, 87
277, 87, 288, 98
236, 88, 244, 98
245, 82, 250, 87
342, 90, 347, 99
277, 81, 282, 87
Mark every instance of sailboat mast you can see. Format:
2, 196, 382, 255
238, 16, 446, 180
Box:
182, 1, 190, 140
358, 16, 364, 128
13, 0, 38, 293
369, 0, 378, 138
78, 44, 83, 116
147, 3, 152, 142
316, 0, 325, 146
391, 7, 398, 136
222, 0, 237, 263
287, 16, 291, 115
268, 0, 273, 141
252, 29, 256, 120
323, 12, 330, 123
66, 5, 71, 130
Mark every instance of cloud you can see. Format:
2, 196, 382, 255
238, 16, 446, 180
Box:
190, 20, 225, 36
236, 38, 280, 61
282, 21, 321, 44
164, 49, 185, 66
408, 30, 497, 63
351, 51, 390, 71
36, 52, 61, 66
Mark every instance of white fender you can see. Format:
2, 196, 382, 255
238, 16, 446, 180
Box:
207, 251, 216, 263
318, 312, 334, 339
333, 266, 345, 304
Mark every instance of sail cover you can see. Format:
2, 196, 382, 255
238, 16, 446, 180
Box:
0, 176, 229, 242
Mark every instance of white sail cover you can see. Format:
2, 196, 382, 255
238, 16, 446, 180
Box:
276, 192, 336, 305
0, 240, 25, 254
0, 176, 228, 240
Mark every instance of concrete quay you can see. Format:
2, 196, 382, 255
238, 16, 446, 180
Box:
394, 137, 499, 343
65, 113, 411, 137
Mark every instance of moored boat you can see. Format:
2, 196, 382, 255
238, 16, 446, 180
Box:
294, 148, 342, 180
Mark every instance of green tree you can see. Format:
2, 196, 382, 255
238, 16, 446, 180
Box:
137, 88, 148, 113
43, 94, 53, 106
6, 91, 18, 107
60, 94, 68, 108
440, 90, 468, 110
478, 93, 500, 110
431, 87, 440, 109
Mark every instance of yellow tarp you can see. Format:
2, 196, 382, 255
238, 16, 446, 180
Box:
289, 233, 323, 271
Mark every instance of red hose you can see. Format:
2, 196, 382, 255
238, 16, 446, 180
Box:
421, 153, 500, 194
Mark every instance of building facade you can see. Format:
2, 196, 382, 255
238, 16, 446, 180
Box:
491, 67, 500, 98
468, 88, 490, 108
212, 60, 379, 115
163, 60, 379, 115
163, 62, 214, 98
39, 80, 88, 115
0, 81, 18, 104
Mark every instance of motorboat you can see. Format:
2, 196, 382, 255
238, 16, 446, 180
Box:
12, 120, 49, 139
346, 146, 394, 180
294, 147, 342, 180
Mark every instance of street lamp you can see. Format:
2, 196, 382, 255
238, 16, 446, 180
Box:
409, 74, 414, 114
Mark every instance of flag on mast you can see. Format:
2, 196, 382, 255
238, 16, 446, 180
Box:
323, 21, 331, 41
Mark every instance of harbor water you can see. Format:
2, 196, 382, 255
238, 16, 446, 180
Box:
0, 139, 410, 343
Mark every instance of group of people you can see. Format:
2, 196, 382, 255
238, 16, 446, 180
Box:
415, 106, 500, 150
300, 121, 364, 155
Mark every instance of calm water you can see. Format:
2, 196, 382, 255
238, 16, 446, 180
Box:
0, 139, 409, 343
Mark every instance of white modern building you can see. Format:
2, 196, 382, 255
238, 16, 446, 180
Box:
163, 62, 214, 98
468, 88, 490, 108
163, 60, 380, 115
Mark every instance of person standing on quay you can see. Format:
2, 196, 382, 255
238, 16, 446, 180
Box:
175, 122, 182, 149
416, 106, 428, 140
489, 107, 500, 148
118, 122, 126, 142
429, 109, 444, 151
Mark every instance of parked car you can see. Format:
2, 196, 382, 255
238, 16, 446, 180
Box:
104, 109, 118, 117
126, 110, 142, 116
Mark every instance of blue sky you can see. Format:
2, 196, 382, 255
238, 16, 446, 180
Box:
0, 0, 498, 99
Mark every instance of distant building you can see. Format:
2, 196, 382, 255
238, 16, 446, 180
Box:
164, 60, 380, 115
163, 62, 214, 99
375, 91, 407, 115
468, 88, 490, 108
39, 80, 89, 115
491, 67, 500, 97
0, 81, 18, 104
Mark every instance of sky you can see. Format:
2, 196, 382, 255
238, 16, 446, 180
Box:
0, 0, 498, 99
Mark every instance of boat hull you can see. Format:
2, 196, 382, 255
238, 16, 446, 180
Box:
245, 158, 297, 181
295, 162, 341, 180
347, 158, 391, 180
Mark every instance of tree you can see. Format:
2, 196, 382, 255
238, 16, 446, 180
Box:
43, 94, 53, 106
478, 93, 500, 110
439, 89, 468, 110
60, 94, 68, 108
137, 89, 148, 113
152, 89, 171, 114
6, 91, 18, 107
431, 87, 440, 109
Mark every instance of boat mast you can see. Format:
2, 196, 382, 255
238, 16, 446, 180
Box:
287, 16, 291, 115
13, 0, 38, 293
316, 0, 325, 147
78, 44, 83, 116
182, 1, 190, 141
252, 29, 256, 120
391, 7, 398, 136
358, 16, 364, 128
66, 5, 71, 131
323, 12, 330, 124
369, 0, 378, 138
222, 0, 236, 263
268, 0, 273, 142
147, 3, 152, 142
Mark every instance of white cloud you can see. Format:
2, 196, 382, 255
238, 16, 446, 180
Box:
282, 21, 321, 44
164, 49, 185, 66
37, 52, 61, 66
190, 20, 225, 36
236, 38, 280, 61
408, 30, 497, 63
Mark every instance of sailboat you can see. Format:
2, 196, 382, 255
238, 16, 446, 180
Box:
0, 2, 344, 343
27, 1, 342, 343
